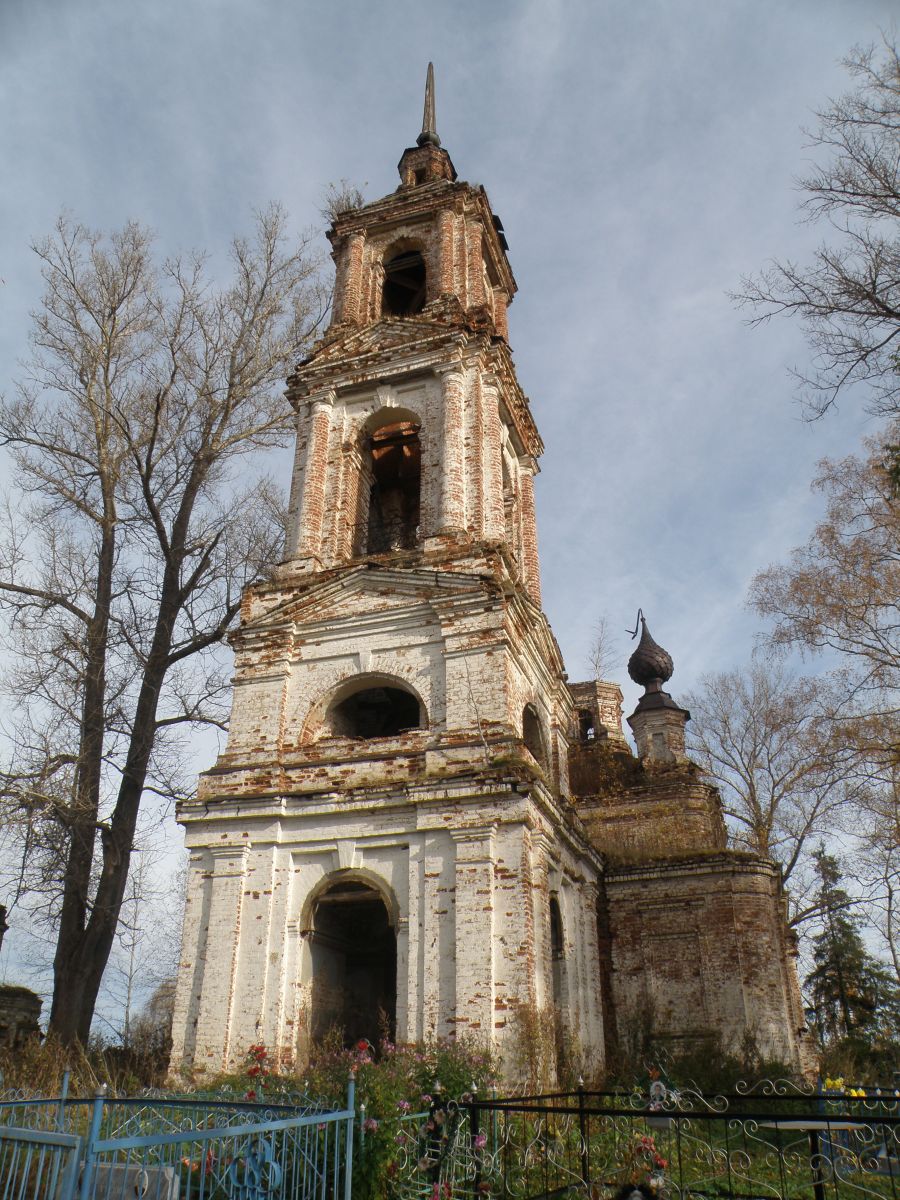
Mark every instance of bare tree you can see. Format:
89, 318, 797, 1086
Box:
735, 37, 900, 418
684, 661, 865, 923
0, 209, 323, 1043
846, 778, 900, 988
749, 425, 900, 764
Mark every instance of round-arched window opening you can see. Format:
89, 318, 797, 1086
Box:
522, 704, 548, 768
578, 709, 596, 742
328, 685, 423, 739
382, 250, 426, 316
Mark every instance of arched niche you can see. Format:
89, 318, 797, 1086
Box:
355, 406, 422, 556
306, 673, 427, 742
304, 872, 397, 1046
381, 243, 427, 317
522, 703, 548, 769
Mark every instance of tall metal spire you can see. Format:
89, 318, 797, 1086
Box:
416, 62, 441, 148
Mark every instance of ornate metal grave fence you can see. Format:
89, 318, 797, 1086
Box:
390, 1085, 900, 1200
0, 1077, 355, 1200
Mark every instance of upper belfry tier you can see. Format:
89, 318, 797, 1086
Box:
281, 69, 543, 602
318, 71, 517, 343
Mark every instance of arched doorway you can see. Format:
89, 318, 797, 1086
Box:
309, 877, 397, 1046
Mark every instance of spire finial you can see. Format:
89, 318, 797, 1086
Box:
417, 63, 441, 148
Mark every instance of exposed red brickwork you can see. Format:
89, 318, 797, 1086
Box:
604, 855, 816, 1070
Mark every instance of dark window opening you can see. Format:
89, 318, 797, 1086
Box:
414, 169, 426, 186
550, 896, 564, 961
366, 421, 421, 554
549, 896, 564, 1008
382, 251, 427, 316
502, 455, 516, 549
328, 685, 422, 739
578, 709, 596, 742
310, 879, 396, 1047
523, 704, 547, 768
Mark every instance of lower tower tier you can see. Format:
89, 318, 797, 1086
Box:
170, 777, 606, 1074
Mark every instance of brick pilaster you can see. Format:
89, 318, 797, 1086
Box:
337, 231, 366, 324
481, 376, 506, 541
296, 391, 335, 560
452, 827, 496, 1036
465, 220, 485, 308
519, 457, 542, 604
438, 367, 467, 533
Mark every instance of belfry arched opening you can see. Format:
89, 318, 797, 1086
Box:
365, 420, 421, 555
324, 681, 423, 739
308, 878, 397, 1047
382, 250, 426, 316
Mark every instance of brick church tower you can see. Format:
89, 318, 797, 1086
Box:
170, 69, 814, 1079
170, 67, 606, 1073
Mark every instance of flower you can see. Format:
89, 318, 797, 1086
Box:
245, 1089, 257, 1101
421, 1094, 433, 1105
363, 1117, 379, 1133
474, 1132, 487, 1150
397, 1099, 411, 1112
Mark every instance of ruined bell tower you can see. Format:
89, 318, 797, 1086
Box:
170, 68, 815, 1081
170, 66, 606, 1074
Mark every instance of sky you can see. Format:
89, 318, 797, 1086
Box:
0, 0, 896, 1020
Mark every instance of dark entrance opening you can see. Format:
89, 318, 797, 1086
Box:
329, 685, 422, 739
310, 879, 397, 1046
366, 421, 421, 554
382, 251, 427, 316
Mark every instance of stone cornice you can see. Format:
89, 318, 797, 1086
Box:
604, 852, 783, 886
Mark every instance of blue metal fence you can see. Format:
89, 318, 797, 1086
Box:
0, 1077, 355, 1200
0, 1124, 81, 1199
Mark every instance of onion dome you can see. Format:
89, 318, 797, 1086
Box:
627, 615, 674, 691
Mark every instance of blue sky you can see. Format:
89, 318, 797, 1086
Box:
0, 0, 895, 1015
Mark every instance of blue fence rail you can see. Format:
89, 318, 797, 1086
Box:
0, 1125, 81, 1199
0, 1077, 355, 1200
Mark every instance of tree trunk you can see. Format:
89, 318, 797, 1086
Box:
48, 512, 116, 1043
49, 531, 193, 1041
